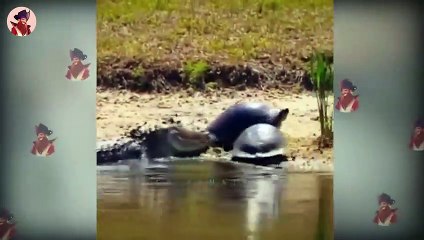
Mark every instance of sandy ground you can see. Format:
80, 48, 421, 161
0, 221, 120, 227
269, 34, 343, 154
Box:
97, 89, 333, 163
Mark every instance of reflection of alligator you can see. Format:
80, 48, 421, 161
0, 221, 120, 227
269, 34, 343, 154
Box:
97, 102, 290, 166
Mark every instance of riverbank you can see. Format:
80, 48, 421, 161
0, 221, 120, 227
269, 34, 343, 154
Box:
97, 0, 333, 93
97, 88, 333, 161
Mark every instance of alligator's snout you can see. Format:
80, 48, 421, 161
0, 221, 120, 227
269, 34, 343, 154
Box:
167, 127, 211, 153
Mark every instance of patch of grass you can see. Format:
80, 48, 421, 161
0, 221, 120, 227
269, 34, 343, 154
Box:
133, 65, 144, 77
97, 0, 333, 67
309, 51, 333, 148
183, 60, 210, 87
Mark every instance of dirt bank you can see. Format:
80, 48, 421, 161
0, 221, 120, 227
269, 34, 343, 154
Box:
96, 88, 333, 161
97, 56, 325, 94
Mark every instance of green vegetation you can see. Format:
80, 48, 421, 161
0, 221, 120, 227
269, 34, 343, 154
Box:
309, 51, 333, 147
183, 60, 210, 87
133, 65, 144, 77
97, 0, 333, 67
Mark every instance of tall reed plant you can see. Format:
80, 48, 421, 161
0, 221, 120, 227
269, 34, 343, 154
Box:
310, 51, 333, 147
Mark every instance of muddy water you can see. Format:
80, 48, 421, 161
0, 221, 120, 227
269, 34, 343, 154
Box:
97, 160, 333, 240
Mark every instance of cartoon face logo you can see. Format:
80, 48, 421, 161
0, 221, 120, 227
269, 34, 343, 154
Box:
7, 7, 37, 37
65, 48, 90, 81
409, 119, 424, 151
31, 123, 56, 157
0, 208, 16, 240
335, 79, 359, 113
373, 193, 397, 226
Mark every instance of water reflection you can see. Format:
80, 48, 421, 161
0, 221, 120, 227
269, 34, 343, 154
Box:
97, 160, 333, 240
210, 162, 283, 240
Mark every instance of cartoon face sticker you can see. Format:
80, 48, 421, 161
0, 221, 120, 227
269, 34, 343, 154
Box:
31, 123, 56, 157
7, 7, 36, 37
65, 48, 90, 81
409, 119, 424, 151
335, 79, 359, 113
373, 193, 397, 226
0, 208, 16, 240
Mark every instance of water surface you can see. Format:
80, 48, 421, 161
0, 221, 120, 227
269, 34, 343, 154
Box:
97, 160, 333, 240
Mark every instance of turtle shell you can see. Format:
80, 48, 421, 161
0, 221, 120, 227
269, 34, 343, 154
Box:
232, 123, 286, 158
231, 123, 287, 166
206, 102, 288, 151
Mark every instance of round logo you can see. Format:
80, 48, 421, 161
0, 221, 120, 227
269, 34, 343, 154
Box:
7, 7, 37, 37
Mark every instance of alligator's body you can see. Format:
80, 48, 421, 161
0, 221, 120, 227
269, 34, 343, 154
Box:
96, 128, 209, 165
97, 138, 143, 165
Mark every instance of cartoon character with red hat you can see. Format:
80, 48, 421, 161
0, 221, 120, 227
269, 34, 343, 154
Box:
65, 48, 90, 81
0, 208, 16, 240
335, 79, 359, 113
409, 119, 424, 151
9, 9, 31, 37
31, 123, 56, 157
373, 193, 397, 226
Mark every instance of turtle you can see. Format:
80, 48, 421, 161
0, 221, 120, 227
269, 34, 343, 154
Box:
204, 102, 289, 151
97, 102, 289, 164
230, 123, 288, 166
154, 102, 289, 158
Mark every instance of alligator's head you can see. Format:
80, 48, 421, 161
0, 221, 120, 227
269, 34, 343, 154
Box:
167, 126, 212, 153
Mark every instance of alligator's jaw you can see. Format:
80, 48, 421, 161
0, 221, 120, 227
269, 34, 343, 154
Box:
96, 127, 211, 164
166, 127, 211, 153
